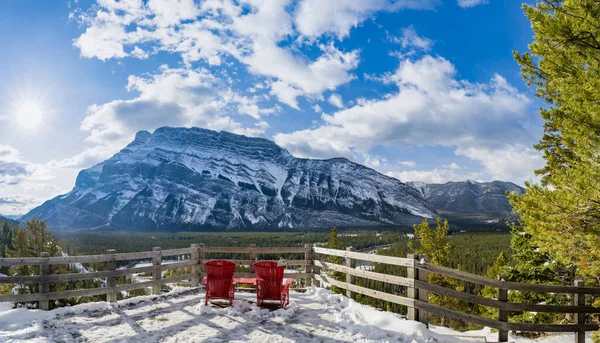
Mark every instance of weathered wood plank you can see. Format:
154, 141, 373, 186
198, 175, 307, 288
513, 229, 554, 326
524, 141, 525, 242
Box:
200, 259, 311, 266
415, 300, 507, 330
503, 280, 600, 295
314, 247, 414, 267
0, 285, 109, 302
0, 254, 113, 266
315, 260, 414, 287
160, 260, 197, 271
232, 272, 312, 279
417, 263, 503, 288
0, 273, 196, 303
114, 251, 156, 261
415, 300, 600, 332
345, 247, 357, 300
418, 262, 600, 295
505, 322, 599, 333
413, 280, 599, 313
160, 248, 193, 257
201, 247, 309, 253
0, 265, 155, 284
314, 274, 414, 307
106, 249, 117, 303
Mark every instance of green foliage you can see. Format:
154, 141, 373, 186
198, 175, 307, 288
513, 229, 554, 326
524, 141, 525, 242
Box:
410, 218, 474, 328
505, 226, 572, 327
511, 0, 600, 281
56, 230, 407, 255
410, 218, 453, 265
509, 3, 600, 335
9, 219, 64, 280
327, 227, 345, 294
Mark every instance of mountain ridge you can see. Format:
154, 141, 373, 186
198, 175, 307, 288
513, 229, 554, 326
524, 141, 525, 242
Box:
24, 127, 437, 231
408, 180, 524, 230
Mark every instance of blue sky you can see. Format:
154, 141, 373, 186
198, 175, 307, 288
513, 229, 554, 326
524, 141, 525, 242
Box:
0, 0, 544, 215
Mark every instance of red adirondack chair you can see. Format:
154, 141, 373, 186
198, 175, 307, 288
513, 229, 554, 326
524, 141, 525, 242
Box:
202, 260, 236, 306
253, 261, 293, 308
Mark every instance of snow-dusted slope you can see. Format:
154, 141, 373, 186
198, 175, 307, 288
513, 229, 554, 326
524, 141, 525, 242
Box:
25, 127, 436, 230
408, 180, 524, 216
0, 287, 586, 343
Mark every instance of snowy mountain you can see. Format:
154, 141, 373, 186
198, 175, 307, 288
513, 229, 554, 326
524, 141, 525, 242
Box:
24, 127, 437, 231
408, 180, 525, 229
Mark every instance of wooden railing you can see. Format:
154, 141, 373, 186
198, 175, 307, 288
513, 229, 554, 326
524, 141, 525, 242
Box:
314, 247, 600, 343
1, 245, 599, 343
0, 244, 312, 310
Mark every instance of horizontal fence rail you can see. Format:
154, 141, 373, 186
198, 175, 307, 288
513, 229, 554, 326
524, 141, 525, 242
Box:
0, 244, 313, 307
2, 244, 599, 343
314, 247, 600, 343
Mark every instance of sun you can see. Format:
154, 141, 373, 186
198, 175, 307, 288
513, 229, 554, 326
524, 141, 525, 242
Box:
15, 101, 44, 130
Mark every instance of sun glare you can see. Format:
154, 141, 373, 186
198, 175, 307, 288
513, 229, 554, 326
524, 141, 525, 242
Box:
15, 102, 44, 130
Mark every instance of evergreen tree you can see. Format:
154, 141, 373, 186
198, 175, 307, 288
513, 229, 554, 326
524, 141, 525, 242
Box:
8, 219, 67, 305
327, 227, 345, 294
510, 0, 600, 281
410, 218, 468, 328
480, 250, 510, 320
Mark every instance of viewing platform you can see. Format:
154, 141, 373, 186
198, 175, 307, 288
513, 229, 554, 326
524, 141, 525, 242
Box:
1, 245, 599, 342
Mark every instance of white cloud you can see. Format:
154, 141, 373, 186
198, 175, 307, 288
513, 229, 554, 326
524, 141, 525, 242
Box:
246, 42, 359, 108
328, 93, 344, 108
294, 0, 440, 39
80, 66, 268, 148
0, 145, 30, 186
399, 160, 416, 168
72, 0, 362, 108
0, 146, 78, 215
130, 46, 149, 59
275, 54, 537, 182
49, 145, 119, 169
387, 163, 480, 184
312, 104, 323, 113
395, 25, 433, 51
455, 145, 544, 183
457, 0, 489, 8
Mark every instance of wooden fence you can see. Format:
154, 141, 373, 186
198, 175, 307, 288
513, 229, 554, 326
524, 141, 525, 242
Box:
1, 245, 599, 343
313, 247, 600, 343
0, 244, 312, 310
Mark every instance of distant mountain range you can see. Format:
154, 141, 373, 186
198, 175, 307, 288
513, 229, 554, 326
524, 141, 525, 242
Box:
0, 215, 21, 226
21, 127, 523, 232
24, 127, 436, 231
408, 180, 525, 230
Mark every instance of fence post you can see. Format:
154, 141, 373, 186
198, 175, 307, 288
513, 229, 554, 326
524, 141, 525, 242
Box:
190, 244, 199, 287
152, 247, 161, 295
345, 247, 356, 300
574, 280, 585, 343
249, 244, 257, 272
106, 249, 117, 303
199, 243, 206, 286
313, 247, 321, 287
407, 253, 418, 321
417, 254, 429, 326
39, 252, 50, 310
498, 275, 509, 342
304, 244, 312, 288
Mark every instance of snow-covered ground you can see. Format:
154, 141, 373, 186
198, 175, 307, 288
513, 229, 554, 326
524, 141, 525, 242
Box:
0, 287, 593, 342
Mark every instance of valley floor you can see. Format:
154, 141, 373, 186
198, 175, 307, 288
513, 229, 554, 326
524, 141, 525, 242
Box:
0, 287, 593, 343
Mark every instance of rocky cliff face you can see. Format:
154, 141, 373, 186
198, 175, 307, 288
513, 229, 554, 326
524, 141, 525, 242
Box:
408, 180, 524, 229
25, 127, 437, 230
409, 180, 524, 215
